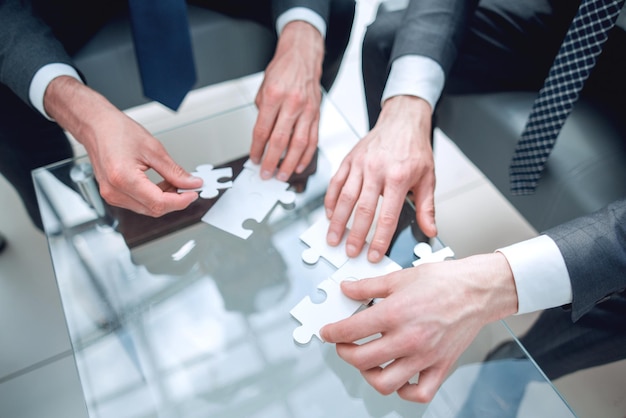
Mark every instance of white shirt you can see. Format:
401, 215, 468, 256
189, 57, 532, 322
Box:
29, 8, 326, 121
382, 55, 573, 314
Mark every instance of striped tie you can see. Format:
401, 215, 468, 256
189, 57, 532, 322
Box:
509, 0, 624, 195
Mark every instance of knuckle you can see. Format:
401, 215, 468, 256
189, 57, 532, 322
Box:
338, 190, 358, 206
355, 202, 376, 219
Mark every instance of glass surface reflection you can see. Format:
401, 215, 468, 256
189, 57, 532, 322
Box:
33, 99, 576, 417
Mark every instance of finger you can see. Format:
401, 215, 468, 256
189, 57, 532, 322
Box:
321, 279, 394, 343
250, 97, 279, 165
345, 175, 383, 258
148, 150, 203, 191
324, 159, 351, 218
363, 356, 425, 396
367, 186, 407, 262
260, 107, 299, 180
326, 168, 363, 248
276, 111, 312, 181
396, 366, 448, 403
412, 178, 438, 238
294, 113, 320, 174
103, 175, 198, 217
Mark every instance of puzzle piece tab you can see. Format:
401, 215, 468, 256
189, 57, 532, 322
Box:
201, 160, 296, 239
178, 164, 233, 199
290, 278, 365, 345
412, 242, 455, 266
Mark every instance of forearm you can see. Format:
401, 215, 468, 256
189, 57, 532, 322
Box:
0, 0, 74, 105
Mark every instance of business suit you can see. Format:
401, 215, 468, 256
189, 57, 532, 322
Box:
0, 0, 354, 229
363, 0, 626, 379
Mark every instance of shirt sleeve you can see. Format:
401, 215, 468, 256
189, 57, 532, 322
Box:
497, 235, 573, 315
29, 63, 83, 121
381, 55, 445, 112
276, 7, 327, 38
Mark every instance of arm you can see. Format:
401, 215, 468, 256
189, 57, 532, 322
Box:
1, 1, 202, 216
321, 253, 518, 403
249, 0, 329, 181
546, 198, 626, 321
321, 199, 626, 402
324, 0, 479, 262
0, 0, 74, 104
44, 76, 202, 216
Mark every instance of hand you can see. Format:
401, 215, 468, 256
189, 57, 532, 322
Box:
44, 76, 202, 216
324, 95, 437, 262
251, 20, 324, 181
320, 253, 518, 403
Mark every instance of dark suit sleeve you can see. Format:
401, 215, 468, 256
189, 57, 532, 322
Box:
545, 198, 626, 322
271, 0, 330, 27
390, 0, 479, 76
0, 0, 74, 106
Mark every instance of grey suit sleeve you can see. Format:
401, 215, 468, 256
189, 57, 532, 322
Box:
390, 0, 479, 76
0, 0, 73, 107
545, 198, 626, 322
272, 0, 330, 26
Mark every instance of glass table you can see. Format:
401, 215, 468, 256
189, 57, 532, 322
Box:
33, 89, 576, 417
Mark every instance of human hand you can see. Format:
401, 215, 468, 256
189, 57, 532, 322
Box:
320, 253, 518, 403
324, 95, 437, 262
250, 20, 324, 181
45, 77, 202, 216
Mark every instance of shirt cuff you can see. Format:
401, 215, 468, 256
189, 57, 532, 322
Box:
381, 55, 445, 112
497, 235, 572, 315
276, 7, 327, 38
29, 63, 83, 121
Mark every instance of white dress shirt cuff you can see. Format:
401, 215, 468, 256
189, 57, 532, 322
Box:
29, 63, 83, 121
497, 235, 572, 315
276, 8, 327, 38
381, 55, 445, 112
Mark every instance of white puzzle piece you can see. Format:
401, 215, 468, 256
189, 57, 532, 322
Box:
412, 242, 455, 266
299, 216, 349, 269
293, 218, 402, 345
178, 164, 233, 199
290, 278, 365, 345
201, 160, 296, 239
330, 247, 402, 283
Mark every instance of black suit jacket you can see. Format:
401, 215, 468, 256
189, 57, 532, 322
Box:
0, 0, 331, 109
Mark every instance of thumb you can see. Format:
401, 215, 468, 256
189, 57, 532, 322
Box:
340, 276, 394, 301
153, 157, 203, 190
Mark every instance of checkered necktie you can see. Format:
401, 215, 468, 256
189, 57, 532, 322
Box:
128, 0, 197, 110
509, 0, 624, 195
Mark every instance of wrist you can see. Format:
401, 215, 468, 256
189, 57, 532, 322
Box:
462, 253, 519, 322
277, 20, 324, 65
44, 76, 116, 141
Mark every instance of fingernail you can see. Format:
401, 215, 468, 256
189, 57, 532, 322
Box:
261, 170, 272, 179
346, 244, 357, 256
327, 232, 338, 245
296, 164, 306, 173
326, 208, 333, 218
277, 172, 289, 182
369, 250, 380, 262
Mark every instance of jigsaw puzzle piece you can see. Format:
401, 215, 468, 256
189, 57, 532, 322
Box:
290, 278, 365, 345
330, 247, 402, 283
299, 216, 349, 269
412, 242, 455, 267
202, 159, 295, 239
178, 164, 233, 199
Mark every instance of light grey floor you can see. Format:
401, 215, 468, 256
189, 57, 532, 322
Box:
1, 1, 625, 416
